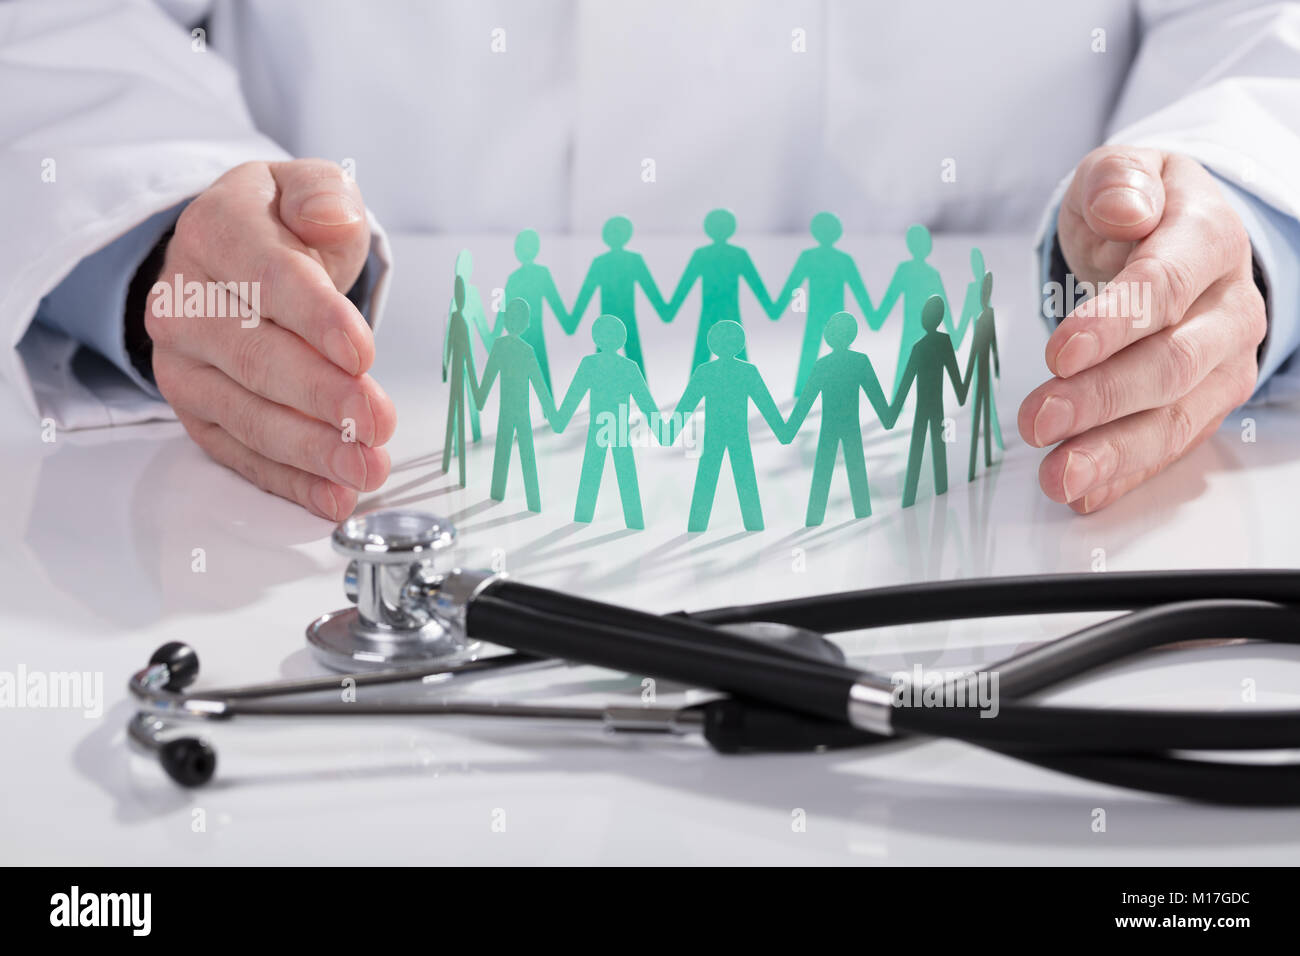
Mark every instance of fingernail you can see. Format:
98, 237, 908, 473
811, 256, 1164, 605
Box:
1033, 395, 1074, 446
310, 482, 340, 520
1056, 331, 1099, 377
330, 443, 367, 490
299, 192, 362, 226
1089, 187, 1155, 227
1063, 450, 1099, 502
323, 327, 361, 375
340, 392, 375, 445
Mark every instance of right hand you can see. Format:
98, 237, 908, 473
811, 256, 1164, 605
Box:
145, 159, 397, 520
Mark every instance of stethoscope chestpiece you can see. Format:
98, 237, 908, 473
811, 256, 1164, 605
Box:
306, 509, 478, 672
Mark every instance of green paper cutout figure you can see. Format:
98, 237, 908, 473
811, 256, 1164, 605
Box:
495, 229, 570, 393
552, 314, 662, 529
441, 275, 480, 488
890, 295, 968, 509
953, 247, 1004, 451
569, 216, 669, 380
769, 212, 878, 398
443, 250, 494, 444
664, 209, 775, 371
666, 320, 785, 532
473, 298, 557, 513
875, 225, 955, 401
781, 312, 896, 526
961, 272, 1001, 482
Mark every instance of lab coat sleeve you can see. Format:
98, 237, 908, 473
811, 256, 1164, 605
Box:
0, 0, 393, 429
1034, 0, 1300, 402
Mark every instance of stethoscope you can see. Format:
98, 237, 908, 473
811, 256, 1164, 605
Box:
129, 509, 1300, 805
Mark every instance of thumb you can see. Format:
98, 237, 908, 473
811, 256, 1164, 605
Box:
271, 158, 371, 293
1075, 145, 1166, 243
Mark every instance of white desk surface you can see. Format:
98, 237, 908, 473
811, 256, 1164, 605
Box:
3, 232, 1299, 866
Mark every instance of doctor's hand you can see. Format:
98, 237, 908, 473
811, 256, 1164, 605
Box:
1018, 146, 1266, 513
144, 159, 396, 520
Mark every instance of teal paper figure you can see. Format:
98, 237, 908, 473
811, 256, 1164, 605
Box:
495, 229, 570, 393
664, 209, 775, 371
473, 298, 557, 512
552, 314, 662, 529
770, 213, 878, 397
875, 225, 955, 400
961, 272, 1001, 482
781, 312, 896, 525
443, 250, 494, 444
890, 295, 968, 509
666, 320, 785, 532
442, 276, 480, 487
953, 247, 1004, 451
569, 216, 669, 380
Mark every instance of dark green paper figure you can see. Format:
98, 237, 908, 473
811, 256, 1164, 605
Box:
875, 225, 955, 401
781, 312, 896, 526
442, 275, 480, 488
569, 216, 669, 380
770, 212, 877, 398
953, 247, 1004, 451
552, 314, 662, 530
666, 320, 785, 532
890, 295, 968, 509
473, 298, 557, 513
664, 209, 774, 371
496, 229, 570, 393
443, 250, 494, 444
961, 272, 1001, 482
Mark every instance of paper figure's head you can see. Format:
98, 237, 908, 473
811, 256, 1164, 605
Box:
514, 228, 541, 263
906, 224, 931, 258
455, 248, 474, 278
704, 208, 736, 242
453, 275, 466, 309
592, 313, 627, 351
810, 212, 842, 246
921, 294, 945, 332
970, 246, 984, 277
602, 216, 633, 249
707, 319, 745, 358
824, 311, 858, 349
504, 297, 531, 334
981, 271, 993, 308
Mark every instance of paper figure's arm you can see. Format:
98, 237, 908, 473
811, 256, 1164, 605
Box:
529, 353, 558, 423
472, 345, 500, 410
769, 253, 809, 320
664, 253, 701, 321
783, 368, 821, 443
666, 376, 704, 445
944, 337, 968, 405
739, 251, 775, 316
960, 334, 978, 401
888, 350, 919, 425
860, 359, 893, 429
569, 264, 598, 333
872, 269, 904, 331
543, 271, 574, 335
634, 254, 670, 319
552, 360, 590, 433
748, 364, 787, 440
467, 291, 495, 351
845, 259, 876, 320
628, 370, 664, 442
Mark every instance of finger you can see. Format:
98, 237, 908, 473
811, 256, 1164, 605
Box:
1058, 146, 1166, 283
1037, 359, 1254, 506
160, 355, 391, 491
1048, 157, 1249, 378
1019, 279, 1257, 446
269, 158, 370, 292
176, 409, 359, 520
174, 165, 374, 375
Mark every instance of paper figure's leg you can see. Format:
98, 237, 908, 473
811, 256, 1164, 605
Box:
442, 388, 459, 475
968, 386, 983, 483
611, 444, 644, 530
805, 428, 838, 526
990, 384, 1004, 450
687, 441, 725, 532
931, 414, 948, 497
490, 422, 513, 501
794, 318, 824, 398
466, 372, 482, 443
902, 417, 927, 509
841, 430, 871, 518
983, 387, 994, 467
729, 439, 764, 531
518, 424, 541, 512
573, 434, 606, 523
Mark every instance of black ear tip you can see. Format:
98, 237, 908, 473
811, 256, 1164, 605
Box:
149, 642, 200, 691
159, 737, 216, 787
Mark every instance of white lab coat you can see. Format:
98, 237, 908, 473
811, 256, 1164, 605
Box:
2, 0, 1299, 427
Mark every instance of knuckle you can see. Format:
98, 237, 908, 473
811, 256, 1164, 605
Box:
1164, 328, 1204, 395
231, 329, 272, 390
1162, 401, 1197, 452
1092, 371, 1126, 425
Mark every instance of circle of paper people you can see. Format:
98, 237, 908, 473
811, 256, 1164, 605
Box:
442, 212, 1002, 531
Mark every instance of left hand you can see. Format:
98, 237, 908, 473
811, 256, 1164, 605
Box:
1018, 146, 1266, 512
